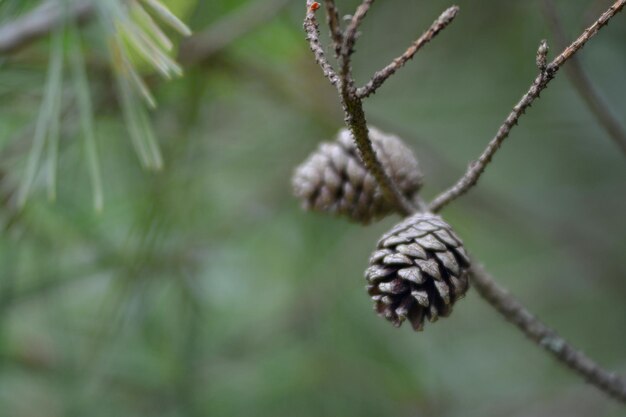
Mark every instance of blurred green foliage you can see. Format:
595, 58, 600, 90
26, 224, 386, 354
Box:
0, 0, 625, 416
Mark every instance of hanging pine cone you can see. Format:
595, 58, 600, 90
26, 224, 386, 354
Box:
292, 127, 423, 224
365, 212, 471, 331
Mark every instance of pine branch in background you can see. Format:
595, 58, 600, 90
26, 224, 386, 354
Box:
0, 0, 192, 207
0, 0, 94, 55
98, 0, 191, 169
1, 0, 297, 207
0, 0, 190, 55
92, 0, 192, 172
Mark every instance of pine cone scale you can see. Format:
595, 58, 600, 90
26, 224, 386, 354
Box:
411, 290, 429, 307
397, 267, 425, 284
396, 243, 427, 259
382, 253, 413, 265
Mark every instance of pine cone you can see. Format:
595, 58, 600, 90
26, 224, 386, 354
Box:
292, 127, 423, 224
365, 213, 470, 331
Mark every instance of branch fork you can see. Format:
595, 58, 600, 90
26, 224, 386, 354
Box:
304, 0, 458, 216
302, 0, 626, 404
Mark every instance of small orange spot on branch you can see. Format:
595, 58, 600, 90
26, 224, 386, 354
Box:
310, 2, 320, 12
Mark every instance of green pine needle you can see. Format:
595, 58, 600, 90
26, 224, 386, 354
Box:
141, 0, 192, 37
68, 25, 104, 212
17, 27, 64, 207
131, 1, 173, 52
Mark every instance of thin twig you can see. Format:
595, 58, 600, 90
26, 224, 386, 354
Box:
303, 1, 339, 87
178, 0, 291, 66
542, 0, 626, 156
323, 0, 343, 58
470, 263, 626, 403
0, 0, 94, 55
340, 0, 374, 86
429, 0, 626, 213
551, 0, 625, 68
357, 6, 459, 99
342, 0, 375, 51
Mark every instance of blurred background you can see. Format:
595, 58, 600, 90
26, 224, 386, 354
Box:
0, 0, 625, 416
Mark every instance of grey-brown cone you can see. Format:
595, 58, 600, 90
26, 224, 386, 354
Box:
365, 213, 470, 331
292, 127, 423, 224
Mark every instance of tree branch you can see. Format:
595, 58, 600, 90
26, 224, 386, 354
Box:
0, 0, 94, 55
542, 0, 626, 156
470, 263, 626, 403
429, 0, 626, 213
322, 0, 343, 58
303, 2, 340, 87
357, 6, 459, 99
340, 0, 374, 87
